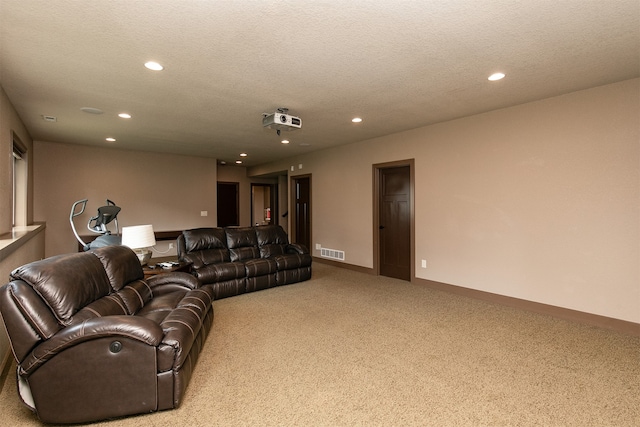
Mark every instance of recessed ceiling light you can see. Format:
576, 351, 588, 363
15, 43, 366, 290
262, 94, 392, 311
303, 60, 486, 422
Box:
281, 140, 290, 144
488, 72, 505, 81
118, 113, 132, 119
144, 61, 164, 71
235, 160, 243, 164
240, 153, 248, 157
352, 117, 363, 123
105, 137, 116, 142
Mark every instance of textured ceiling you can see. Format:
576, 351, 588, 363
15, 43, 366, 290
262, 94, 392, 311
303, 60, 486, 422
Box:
1, 0, 638, 167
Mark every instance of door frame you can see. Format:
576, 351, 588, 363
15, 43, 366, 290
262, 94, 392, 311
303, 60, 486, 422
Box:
290, 174, 312, 247
373, 159, 415, 281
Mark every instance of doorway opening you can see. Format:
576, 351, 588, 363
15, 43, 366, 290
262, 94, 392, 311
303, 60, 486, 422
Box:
251, 183, 277, 226
217, 181, 239, 227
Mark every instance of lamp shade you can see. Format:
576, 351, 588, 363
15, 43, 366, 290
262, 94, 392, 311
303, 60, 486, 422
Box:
121, 225, 156, 249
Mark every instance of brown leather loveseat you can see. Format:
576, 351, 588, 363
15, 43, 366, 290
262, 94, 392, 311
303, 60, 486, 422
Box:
177, 225, 312, 299
0, 245, 214, 424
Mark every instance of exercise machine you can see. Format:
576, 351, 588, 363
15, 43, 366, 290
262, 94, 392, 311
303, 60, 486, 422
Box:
70, 198, 122, 251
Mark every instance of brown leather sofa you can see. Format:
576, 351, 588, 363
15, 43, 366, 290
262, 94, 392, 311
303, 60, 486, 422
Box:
177, 225, 312, 299
0, 245, 214, 424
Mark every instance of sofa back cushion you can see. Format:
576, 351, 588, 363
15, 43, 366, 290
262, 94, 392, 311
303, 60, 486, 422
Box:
255, 225, 289, 258
10, 252, 111, 325
91, 245, 143, 291
0, 281, 62, 361
70, 279, 153, 324
225, 227, 260, 261
180, 228, 230, 268
183, 228, 227, 252
255, 225, 289, 246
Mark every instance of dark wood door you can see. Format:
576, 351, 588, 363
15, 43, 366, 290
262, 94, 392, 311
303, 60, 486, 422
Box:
379, 166, 411, 281
292, 176, 311, 249
217, 182, 239, 227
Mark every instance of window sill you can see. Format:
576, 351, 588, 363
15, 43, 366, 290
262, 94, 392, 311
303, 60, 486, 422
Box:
0, 223, 46, 263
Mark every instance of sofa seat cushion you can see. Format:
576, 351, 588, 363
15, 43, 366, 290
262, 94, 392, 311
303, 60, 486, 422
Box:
138, 286, 213, 372
274, 253, 312, 270
259, 244, 286, 258
137, 291, 189, 324
157, 287, 214, 371
244, 258, 278, 278
191, 261, 247, 284
183, 248, 230, 270
230, 246, 260, 261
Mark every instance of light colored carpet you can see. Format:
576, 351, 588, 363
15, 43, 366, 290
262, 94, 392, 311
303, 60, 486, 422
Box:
1, 263, 638, 426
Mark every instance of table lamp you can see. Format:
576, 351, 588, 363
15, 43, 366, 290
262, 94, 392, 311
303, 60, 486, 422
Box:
121, 224, 156, 265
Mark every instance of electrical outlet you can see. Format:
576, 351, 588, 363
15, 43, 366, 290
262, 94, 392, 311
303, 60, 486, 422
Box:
421, 259, 427, 268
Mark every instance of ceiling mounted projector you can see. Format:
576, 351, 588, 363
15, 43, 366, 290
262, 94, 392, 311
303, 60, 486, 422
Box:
262, 110, 302, 131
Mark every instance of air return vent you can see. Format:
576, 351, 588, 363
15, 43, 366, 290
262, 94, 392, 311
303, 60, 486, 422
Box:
320, 248, 345, 261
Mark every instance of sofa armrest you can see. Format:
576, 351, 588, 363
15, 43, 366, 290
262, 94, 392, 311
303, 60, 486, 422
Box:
287, 243, 309, 255
146, 271, 201, 295
19, 316, 163, 375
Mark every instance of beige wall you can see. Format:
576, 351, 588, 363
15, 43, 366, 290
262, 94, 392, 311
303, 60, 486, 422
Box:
0, 86, 44, 374
34, 141, 218, 256
251, 79, 640, 323
0, 87, 34, 234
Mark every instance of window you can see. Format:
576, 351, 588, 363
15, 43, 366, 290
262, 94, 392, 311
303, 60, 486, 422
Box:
12, 134, 27, 227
